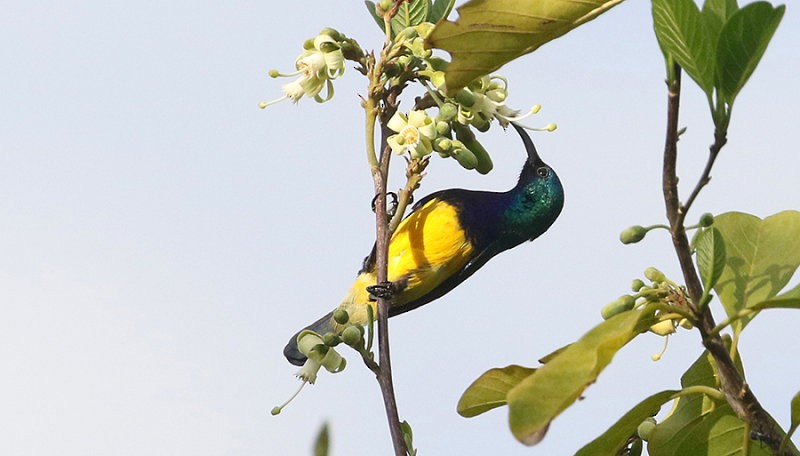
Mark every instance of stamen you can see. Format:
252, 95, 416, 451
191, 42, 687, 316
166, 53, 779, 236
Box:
271, 379, 308, 415
258, 95, 289, 109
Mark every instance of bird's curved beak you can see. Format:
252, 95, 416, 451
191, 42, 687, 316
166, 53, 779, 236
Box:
511, 122, 541, 165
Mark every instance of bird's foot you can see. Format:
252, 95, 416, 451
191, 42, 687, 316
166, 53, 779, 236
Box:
367, 281, 396, 300
370, 192, 399, 218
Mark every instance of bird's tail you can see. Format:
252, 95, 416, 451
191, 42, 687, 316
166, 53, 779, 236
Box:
283, 311, 335, 366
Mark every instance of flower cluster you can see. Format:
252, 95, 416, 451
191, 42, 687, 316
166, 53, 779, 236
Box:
260, 29, 348, 109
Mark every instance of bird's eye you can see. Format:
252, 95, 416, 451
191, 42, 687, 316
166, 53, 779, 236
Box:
536, 166, 549, 178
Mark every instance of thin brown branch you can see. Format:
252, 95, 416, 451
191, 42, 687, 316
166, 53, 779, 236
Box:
681, 130, 727, 216
661, 63, 797, 456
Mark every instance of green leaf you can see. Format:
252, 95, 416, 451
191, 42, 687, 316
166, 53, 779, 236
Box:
506, 305, 658, 445
364, 1, 387, 33
392, 0, 431, 36
426, 0, 625, 93
695, 226, 727, 297
457, 365, 537, 417
651, 0, 716, 94
576, 390, 679, 456
428, 0, 455, 23
716, 2, 785, 105
751, 282, 800, 311
712, 211, 800, 332
702, 0, 739, 27
313, 422, 329, 456
650, 403, 774, 456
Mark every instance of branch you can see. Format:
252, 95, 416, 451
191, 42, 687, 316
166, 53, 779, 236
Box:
660, 63, 797, 456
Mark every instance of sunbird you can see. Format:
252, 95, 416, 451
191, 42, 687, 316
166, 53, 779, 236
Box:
284, 123, 564, 365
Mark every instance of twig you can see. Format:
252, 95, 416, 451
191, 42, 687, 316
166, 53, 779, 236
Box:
660, 63, 796, 456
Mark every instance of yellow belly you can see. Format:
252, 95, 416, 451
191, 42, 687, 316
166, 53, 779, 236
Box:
336, 198, 474, 328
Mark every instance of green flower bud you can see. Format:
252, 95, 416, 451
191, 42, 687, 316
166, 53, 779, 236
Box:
333, 308, 349, 325
434, 138, 452, 152
435, 120, 451, 136
699, 212, 714, 227
452, 148, 478, 170
438, 103, 458, 122
268, 69, 280, 78
379, 0, 392, 11
637, 417, 657, 441
601, 295, 636, 319
302, 38, 316, 50
644, 267, 666, 283
620, 225, 648, 244
454, 89, 476, 107
323, 333, 341, 347
631, 279, 646, 292
341, 325, 363, 347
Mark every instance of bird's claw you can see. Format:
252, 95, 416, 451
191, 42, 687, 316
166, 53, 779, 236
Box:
367, 281, 396, 300
371, 192, 399, 218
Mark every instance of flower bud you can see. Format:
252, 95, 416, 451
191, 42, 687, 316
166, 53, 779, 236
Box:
341, 325, 363, 347
268, 69, 280, 78
434, 138, 453, 152
323, 333, 341, 347
435, 120, 451, 136
318, 27, 343, 41
438, 105, 458, 124
699, 212, 714, 227
601, 295, 636, 319
631, 279, 646, 292
620, 225, 648, 244
649, 319, 676, 336
637, 417, 657, 441
333, 309, 349, 325
644, 267, 666, 283
452, 147, 477, 169
454, 89, 476, 107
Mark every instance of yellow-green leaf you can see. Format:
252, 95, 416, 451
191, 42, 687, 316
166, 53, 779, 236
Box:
426, 0, 625, 93
576, 390, 679, 456
457, 365, 537, 417
506, 305, 657, 445
712, 211, 800, 333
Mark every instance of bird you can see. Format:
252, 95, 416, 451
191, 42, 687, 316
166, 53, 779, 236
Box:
284, 123, 564, 365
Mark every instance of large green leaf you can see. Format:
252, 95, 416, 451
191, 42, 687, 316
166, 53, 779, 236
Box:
712, 211, 800, 332
505, 305, 658, 445
651, 0, 716, 94
716, 2, 785, 105
651, 403, 774, 456
457, 365, 537, 417
426, 0, 624, 93
576, 390, 679, 456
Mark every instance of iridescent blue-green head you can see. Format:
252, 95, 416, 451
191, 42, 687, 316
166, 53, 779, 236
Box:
504, 123, 564, 242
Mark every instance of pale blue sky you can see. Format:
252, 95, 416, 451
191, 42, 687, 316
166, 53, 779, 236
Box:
1, 1, 798, 455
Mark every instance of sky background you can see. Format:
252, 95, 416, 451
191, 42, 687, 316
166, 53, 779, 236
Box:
1, 1, 798, 455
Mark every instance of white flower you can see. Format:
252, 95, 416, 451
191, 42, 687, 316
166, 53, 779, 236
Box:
386, 110, 437, 158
